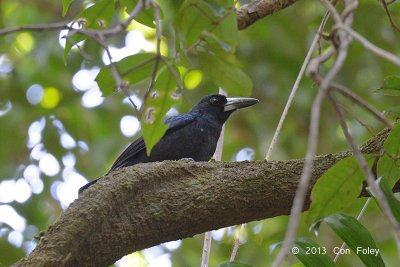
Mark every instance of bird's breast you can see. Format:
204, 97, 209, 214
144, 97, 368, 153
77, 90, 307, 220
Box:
148, 116, 222, 162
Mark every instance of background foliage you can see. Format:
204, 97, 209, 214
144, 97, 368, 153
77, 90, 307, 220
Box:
1, 0, 400, 266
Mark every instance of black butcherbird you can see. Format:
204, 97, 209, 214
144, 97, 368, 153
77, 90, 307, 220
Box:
79, 94, 259, 194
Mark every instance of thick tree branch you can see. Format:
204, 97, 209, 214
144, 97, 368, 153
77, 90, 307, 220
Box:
237, 0, 301, 30
13, 128, 397, 266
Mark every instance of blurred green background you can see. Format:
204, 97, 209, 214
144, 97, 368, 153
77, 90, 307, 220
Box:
1, 0, 400, 266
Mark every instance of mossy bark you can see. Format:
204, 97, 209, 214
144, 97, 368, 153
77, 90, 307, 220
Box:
14, 128, 396, 267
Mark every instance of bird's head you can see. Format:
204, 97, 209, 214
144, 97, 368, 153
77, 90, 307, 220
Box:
190, 94, 259, 123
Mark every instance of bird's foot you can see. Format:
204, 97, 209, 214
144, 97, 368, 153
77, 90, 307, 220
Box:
180, 158, 195, 161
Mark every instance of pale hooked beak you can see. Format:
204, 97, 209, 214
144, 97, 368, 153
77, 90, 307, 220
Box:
224, 97, 259, 112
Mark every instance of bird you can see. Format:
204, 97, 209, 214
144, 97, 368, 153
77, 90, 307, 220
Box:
78, 94, 259, 194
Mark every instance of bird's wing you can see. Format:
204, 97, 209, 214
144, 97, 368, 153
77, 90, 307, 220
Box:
109, 113, 197, 172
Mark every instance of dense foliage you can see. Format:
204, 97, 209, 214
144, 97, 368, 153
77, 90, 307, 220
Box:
1, 0, 400, 266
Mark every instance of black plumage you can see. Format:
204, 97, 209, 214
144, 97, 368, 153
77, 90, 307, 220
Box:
79, 94, 258, 194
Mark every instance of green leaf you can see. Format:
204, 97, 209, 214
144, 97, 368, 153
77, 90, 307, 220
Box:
270, 238, 335, 267
121, 0, 156, 28
63, 32, 87, 63
178, 0, 237, 49
201, 30, 234, 54
217, 262, 252, 267
377, 154, 400, 189
122, 54, 157, 84
198, 51, 252, 96
203, 42, 241, 66
155, 0, 183, 21
95, 53, 156, 96
179, 0, 214, 47
141, 66, 182, 154
307, 156, 374, 224
62, 0, 75, 16
323, 213, 385, 267
95, 67, 115, 97
383, 105, 400, 120
378, 122, 400, 187
376, 177, 400, 222
213, 9, 238, 47
76, 0, 115, 29
120, 0, 134, 12
374, 75, 400, 96
382, 122, 400, 157
292, 238, 336, 267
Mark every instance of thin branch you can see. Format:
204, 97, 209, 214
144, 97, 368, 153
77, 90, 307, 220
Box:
335, 24, 400, 66
140, 0, 162, 114
230, 224, 245, 262
102, 0, 145, 37
213, 0, 240, 25
338, 103, 376, 136
265, 11, 330, 161
307, 46, 336, 78
0, 0, 144, 38
0, 0, 145, 117
331, 82, 394, 128
319, 0, 342, 24
201, 232, 213, 267
64, 34, 93, 61
121, 56, 157, 76
101, 35, 140, 115
328, 91, 400, 249
0, 21, 70, 35
380, 0, 400, 33
160, 56, 184, 94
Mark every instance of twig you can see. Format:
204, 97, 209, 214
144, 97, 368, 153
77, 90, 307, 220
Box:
0, 0, 145, 116
201, 231, 213, 267
0, 22, 70, 35
265, 11, 330, 161
64, 34, 93, 61
121, 56, 157, 76
319, 0, 342, 24
338, 103, 376, 136
160, 56, 191, 104
230, 224, 245, 262
335, 24, 400, 66
328, 91, 400, 250
331, 82, 393, 128
0, 0, 144, 38
101, 35, 140, 115
140, 0, 162, 114
380, 0, 400, 33
102, 0, 145, 37
307, 46, 336, 78
160, 56, 184, 94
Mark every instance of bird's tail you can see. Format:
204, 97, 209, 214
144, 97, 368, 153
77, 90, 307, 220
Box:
78, 178, 100, 195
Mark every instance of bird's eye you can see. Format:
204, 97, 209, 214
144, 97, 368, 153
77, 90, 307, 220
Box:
209, 97, 218, 105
